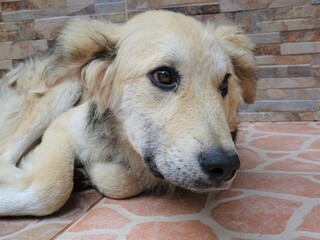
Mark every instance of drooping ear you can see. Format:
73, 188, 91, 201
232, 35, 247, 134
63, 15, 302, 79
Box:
212, 24, 257, 104
47, 17, 122, 111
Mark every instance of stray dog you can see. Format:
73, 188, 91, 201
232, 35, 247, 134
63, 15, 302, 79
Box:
0, 10, 256, 216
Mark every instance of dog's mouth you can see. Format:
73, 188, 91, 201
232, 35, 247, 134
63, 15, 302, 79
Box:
144, 156, 164, 179
143, 155, 235, 192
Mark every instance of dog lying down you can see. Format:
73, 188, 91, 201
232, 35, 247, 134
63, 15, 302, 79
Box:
0, 10, 257, 216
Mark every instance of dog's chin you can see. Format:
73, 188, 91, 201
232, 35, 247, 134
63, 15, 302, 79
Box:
143, 156, 235, 193
167, 178, 234, 193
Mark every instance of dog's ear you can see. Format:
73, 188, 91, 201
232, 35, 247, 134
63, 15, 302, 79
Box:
212, 24, 257, 104
47, 17, 122, 111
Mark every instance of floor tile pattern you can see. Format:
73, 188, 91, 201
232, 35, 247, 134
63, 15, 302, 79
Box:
0, 122, 319, 240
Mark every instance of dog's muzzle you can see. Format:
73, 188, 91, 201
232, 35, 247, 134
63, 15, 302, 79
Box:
143, 147, 240, 192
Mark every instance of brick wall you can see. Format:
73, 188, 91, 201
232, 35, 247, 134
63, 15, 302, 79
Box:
0, 0, 319, 121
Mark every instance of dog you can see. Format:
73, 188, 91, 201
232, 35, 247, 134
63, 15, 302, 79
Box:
0, 10, 256, 216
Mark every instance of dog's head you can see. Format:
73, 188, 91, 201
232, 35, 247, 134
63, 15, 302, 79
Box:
55, 11, 257, 192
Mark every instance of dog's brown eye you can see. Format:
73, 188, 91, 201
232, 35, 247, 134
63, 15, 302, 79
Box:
148, 67, 179, 91
220, 73, 231, 98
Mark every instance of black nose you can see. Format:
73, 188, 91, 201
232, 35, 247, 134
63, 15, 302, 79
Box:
198, 148, 240, 181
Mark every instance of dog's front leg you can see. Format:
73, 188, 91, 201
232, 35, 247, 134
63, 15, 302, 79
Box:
0, 116, 75, 216
0, 80, 82, 166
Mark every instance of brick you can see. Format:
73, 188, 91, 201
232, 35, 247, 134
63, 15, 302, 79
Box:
162, 3, 220, 15
1, 0, 66, 12
248, 32, 280, 44
281, 42, 320, 54
95, 0, 123, 3
258, 64, 312, 78
220, 0, 311, 12
313, 54, 320, 64
0, 60, 12, 70
193, 13, 233, 23
238, 100, 320, 112
0, 40, 48, 61
254, 44, 281, 56
127, 0, 217, 10
2, 8, 66, 22
256, 55, 313, 65
35, 17, 68, 40
312, 65, 320, 77
0, 70, 7, 78
257, 19, 320, 33
280, 29, 320, 43
256, 88, 320, 100
0, 21, 36, 41
94, 1, 125, 14
67, 0, 94, 16
234, 6, 320, 33
127, 10, 145, 19
257, 77, 320, 89
90, 12, 126, 23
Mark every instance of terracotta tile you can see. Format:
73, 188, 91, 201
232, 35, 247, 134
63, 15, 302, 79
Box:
249, 135, 309, 151
298, 205, 320, 232
105, 188, 207, 216
251, 133, 270, 138
298, 151, 320, 162
211, 196, 301, 234
126, 221, 217, 240
72, 234, 116, 240
235, 129, 249, 145
68, 208, 130, 232
266, 159, 320, 172
233, 173, 320, 198
254, 123, 320, 134
215, 190, 244, 200
0, 218, 39, 236
5, 223, 68, 240
238, 148, 265, 170
53, 190, 102, 221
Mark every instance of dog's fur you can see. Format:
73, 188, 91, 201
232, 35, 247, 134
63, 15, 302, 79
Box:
0, 10, 256, 216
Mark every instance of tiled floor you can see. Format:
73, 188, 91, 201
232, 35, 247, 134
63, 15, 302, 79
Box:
1, 122, 319, 240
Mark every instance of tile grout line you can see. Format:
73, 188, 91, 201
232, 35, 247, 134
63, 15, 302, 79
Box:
52, 193, 104, 239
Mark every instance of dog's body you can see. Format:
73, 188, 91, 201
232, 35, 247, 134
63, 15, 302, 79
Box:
0, 11, 256, 216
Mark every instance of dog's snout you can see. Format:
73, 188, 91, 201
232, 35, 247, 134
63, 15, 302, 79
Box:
198, 148, 240, 181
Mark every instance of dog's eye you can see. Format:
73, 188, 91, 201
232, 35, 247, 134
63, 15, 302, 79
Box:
219, 73, 231, 98
148, 67, 179, 91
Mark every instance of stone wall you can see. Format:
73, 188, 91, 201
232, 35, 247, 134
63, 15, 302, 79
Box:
0, 0, 319, 121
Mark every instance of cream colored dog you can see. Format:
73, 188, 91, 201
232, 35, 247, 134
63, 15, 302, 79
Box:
0, 10, 256, 216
